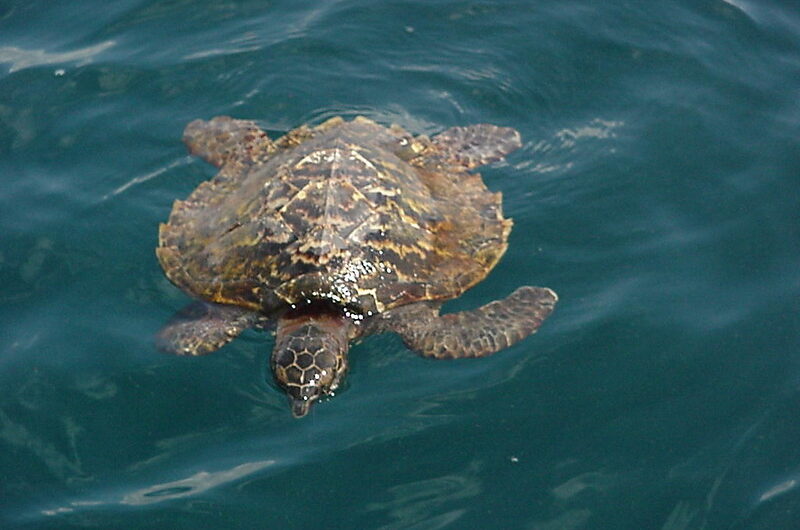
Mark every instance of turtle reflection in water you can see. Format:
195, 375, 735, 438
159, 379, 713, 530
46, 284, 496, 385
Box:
156, 115, 557, 417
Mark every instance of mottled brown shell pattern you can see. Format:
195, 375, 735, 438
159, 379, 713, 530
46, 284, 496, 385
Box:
157, 116, 513, 318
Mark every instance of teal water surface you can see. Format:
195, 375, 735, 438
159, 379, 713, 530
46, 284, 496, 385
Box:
1, 1, 799, 528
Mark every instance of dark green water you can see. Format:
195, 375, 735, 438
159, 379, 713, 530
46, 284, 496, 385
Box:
2, 1, 799, 528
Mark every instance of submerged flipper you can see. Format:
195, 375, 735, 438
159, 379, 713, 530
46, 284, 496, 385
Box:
156, 301, 263, 356
432, 124, 522, 169
183, 116, 275, 168
368, 286, 557, 359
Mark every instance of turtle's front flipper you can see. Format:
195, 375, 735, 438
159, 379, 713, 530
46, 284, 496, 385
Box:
183, 116, 275, 168
156, 301, 263, 356
432, 124, 522, 169
371, 286, 557, 359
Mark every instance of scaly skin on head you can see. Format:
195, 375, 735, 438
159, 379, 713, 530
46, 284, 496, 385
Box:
271, 306, 355, 417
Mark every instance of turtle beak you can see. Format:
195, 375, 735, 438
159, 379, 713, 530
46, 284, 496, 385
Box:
291, 398, 312, 418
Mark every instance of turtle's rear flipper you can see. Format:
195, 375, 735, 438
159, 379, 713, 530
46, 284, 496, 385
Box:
432, 124, 522, 170
183, 116, 275, 168
156, 301, 262, 356
377, 286, 557, 359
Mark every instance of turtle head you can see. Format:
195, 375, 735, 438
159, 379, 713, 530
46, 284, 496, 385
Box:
271, 307, 352, 417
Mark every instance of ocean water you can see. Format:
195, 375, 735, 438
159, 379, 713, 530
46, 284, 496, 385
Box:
1, 0, 799, 528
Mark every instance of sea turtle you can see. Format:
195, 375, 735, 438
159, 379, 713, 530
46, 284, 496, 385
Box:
156, 115, 557, 417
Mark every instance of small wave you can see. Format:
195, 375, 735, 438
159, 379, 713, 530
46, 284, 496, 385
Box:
0, 40, 115, 73
33, 459, 276, 518
102, 157, 191, 201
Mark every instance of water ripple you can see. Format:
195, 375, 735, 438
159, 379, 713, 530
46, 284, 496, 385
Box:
0, 41, 115, 73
